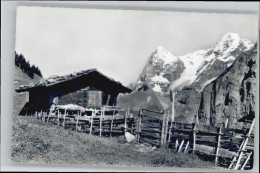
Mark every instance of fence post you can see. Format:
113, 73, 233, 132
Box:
175, 139, 179, 150
241, 151, 252, 170
41, 112, 45, 123
192, 123, 196, 154
136, 107, 142, 142
167, 112, 173, 148
224, 118, 229, 128
99, 110, 103, 137
171, 91, 175, 122
234, 118, 255, 170
110, 108, 115, 137
35, 111, 38, 119
184, 141, 190, 154
47, 111, 50, 123
178, 139, 185, 153
89, 109, 94, 135
160, 113, 166, 148
62, 109, 67, 128
164, 113, 169, 148
128, 108, 134, 133
124, 108, 127, 135
76, 110, 80, 131
215, 126, 222, 165
40, 110, 43, 119
57, 110, 60, 126
228, 138, 246, 169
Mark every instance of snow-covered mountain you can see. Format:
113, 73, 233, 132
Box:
130, 33, 254, 94
125, 33, 255, 123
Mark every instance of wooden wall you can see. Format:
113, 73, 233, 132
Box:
58, 87, 116, 108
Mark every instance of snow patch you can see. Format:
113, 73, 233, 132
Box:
171, 50, 207, 91
200, 77, 218, 92
151, 74, 169, 83
153, 83, 162, 93
146, 96, 151, 103
227, 63, 232, 67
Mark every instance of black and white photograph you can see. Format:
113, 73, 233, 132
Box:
9, 4, 258, 171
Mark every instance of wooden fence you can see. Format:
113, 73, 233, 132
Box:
135, 107, 255, 170
29, 106, 254, 170
34, 106, 136, 137
136, 107, 168, 148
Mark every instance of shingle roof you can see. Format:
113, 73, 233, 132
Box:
16, 68, 132, 94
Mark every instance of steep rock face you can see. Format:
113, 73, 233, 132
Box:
174, 87, 201, 123
197, 44, 257, 128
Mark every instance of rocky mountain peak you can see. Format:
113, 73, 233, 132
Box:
151, 46, 179, 67
132, 33, 254, 95
212, 33, 253, 62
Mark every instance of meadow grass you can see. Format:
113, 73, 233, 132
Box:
12, 116, 219, 169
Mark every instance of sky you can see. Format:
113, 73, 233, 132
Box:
15, 6, 258, 86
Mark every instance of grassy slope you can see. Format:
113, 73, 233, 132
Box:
13, 66, 42, 117
12, 116, 219, 168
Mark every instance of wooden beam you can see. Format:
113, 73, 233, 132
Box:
228, 138, 246, 169
124, 109, 127, 135
184, 140, 190, 154
241, 151, 252, 170
136, 107, 143, 142
192, 123, 196, 154
215, 127, 222, 165
224, 118, 229, 128
57, 110, 60, 126
110, 109, 115, 137
35, 111, 37, 119
62, 109, 67, 128
106, 94, 111, 106
41, 112, 46, 123
178, 139, 185, 153
167, 113, 173, 148
160, 114, 166, 148
99, 110, 104, 137
196, 112, 199, 124
234, 118, 255, 170
76, 110, 81, 131
164, 113, 169, 148
175, 139, 179, 150
89, 109, 94, 135
40, 110, 43, 119
171, 91, 175, 122
47, 111, 50, 123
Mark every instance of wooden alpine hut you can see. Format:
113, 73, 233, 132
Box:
16, 69, 132, 115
